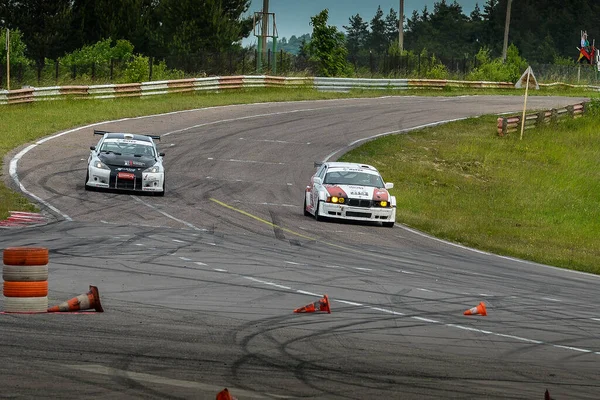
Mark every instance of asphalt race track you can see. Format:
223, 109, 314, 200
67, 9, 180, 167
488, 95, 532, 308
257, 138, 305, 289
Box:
2, 95, 599, 399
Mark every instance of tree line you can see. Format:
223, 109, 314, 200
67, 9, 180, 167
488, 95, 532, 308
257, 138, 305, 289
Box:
0, 0, 253, 70
1, 0, 599, 79
344, 0, 600, 63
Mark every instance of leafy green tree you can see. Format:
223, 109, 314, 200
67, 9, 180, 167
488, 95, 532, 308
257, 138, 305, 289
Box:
1, 28, 31, 83
157, 0, 253, 57
308, 9, 350, 77
69, 0, 159, 56
427, 0, 470, 58
343, 14, 369, 60
3, 0, 72, 71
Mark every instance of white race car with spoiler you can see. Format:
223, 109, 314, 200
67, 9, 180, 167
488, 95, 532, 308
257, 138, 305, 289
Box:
85, 130, 165, 195
304, 162, 396, 227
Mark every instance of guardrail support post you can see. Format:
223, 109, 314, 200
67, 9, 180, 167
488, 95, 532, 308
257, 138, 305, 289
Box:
537, 111, 545, 126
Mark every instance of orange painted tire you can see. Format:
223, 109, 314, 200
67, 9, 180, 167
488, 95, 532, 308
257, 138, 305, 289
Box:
3, 247, 49, 266
2, 265, 49, 282
3, 281, 48, 297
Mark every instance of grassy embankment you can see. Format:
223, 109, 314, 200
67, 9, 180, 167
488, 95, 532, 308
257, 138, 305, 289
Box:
1, 86, 598, 274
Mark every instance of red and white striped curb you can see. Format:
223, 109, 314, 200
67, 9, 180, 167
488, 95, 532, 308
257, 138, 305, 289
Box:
0, 211, 47, 228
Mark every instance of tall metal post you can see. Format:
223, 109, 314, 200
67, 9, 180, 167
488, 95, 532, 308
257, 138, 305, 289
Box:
262, 0, 269, 64
502, 0, 512, 62
5, 28, 10, 90
399, 0, 404, 52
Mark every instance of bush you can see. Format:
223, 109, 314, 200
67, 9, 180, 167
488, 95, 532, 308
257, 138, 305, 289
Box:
467, 44, 528, 82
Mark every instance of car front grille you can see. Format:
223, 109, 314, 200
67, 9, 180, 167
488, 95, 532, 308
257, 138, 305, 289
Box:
110, 171, 142, 190
346, 199, 372, 208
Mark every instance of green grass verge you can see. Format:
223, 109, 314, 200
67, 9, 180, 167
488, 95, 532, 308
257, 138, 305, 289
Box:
1, 86, 597, 274
340, 111, 600, 275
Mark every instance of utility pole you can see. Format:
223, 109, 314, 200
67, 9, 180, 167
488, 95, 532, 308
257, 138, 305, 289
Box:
261, 0, 269, 57
399, 0, 404, 52
502, 0, 512, 62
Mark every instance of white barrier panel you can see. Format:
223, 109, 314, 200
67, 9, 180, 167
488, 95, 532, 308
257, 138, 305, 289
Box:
315, 77, 410, 92
0, 89, 8, 105
88, 84, 117, 99
243, 75, 266, 88
33, 86, 62, 99
141, 80, 169, 96
193, 77, 221, 91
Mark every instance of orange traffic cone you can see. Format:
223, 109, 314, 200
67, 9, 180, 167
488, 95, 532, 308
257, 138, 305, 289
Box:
47, 285, 104, 312
294, 295, 331, 314
216, 388, 232, 400
464, 301, 487, 316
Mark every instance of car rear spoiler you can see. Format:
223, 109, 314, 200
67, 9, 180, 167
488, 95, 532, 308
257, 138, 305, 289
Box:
93, 129, 161, 141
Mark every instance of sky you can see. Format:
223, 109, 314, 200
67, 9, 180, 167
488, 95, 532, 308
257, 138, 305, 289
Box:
244, 0, 479, 44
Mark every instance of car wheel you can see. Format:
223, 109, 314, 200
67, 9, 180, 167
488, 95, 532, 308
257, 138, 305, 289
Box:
382, 221, 395, 228
156, 180, 165, 197
303, 195, 310, 216
314, 200, 323, 221
84, 171, 92, 191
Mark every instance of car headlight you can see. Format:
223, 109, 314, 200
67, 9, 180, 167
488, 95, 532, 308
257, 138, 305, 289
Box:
93, 160, 110, 170
143, 165, 161, 173
379, 201, 388, 207
327, 196, 345, 204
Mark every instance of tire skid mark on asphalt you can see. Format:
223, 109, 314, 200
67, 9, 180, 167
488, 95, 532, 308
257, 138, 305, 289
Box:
131, 196, 206, 231
162, 105, 349, 137
61, 364, 282, 399
207, 176, 293, 187
238, 137, 311, 145
237, 275, 600, 357
245, 277, 292, 291
207, 157, 286, 165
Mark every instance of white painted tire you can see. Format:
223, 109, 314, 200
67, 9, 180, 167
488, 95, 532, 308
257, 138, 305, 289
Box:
3, 296, 48, 313
2, 265, 49, 282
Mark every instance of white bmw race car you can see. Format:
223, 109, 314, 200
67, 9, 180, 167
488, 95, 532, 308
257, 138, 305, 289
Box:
304, 162, 396, 227
85, 130, 165, 195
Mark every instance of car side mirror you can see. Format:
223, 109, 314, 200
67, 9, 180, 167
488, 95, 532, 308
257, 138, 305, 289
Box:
313, 177, 322, 185
385, 182, 394, 189
90, 146, 95, 150
159, 152, 165, 157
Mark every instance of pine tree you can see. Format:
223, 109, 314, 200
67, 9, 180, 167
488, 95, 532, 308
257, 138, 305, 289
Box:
384, 8, 399, 45
369, 6, 387, 54
343, 14, 369, 60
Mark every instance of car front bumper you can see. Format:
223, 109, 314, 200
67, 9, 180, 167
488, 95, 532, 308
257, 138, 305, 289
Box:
86, 166, 164, 193
318, 202, 396, 222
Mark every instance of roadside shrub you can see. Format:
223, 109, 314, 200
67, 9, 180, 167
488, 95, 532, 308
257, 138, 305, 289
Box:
467, 44, 528, 82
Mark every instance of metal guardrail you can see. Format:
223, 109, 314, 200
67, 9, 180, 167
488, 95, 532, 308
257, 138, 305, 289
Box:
496, 102, 588, 136
0, 76, 598, 106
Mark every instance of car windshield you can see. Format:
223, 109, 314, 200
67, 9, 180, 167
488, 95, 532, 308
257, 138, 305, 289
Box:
324, 171, 384, 187
100, 141, 155, 157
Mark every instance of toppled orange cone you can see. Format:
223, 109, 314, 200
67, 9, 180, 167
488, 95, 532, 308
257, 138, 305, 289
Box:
47, 285, 104, 312
216, 388, 237, 400
464, 301, 487, 316
294, 295, 330, 314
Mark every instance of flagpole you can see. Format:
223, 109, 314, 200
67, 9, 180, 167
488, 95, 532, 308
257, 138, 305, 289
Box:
520, 66, 531, 140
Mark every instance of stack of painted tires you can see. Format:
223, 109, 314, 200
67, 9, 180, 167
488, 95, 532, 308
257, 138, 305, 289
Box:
2, 247, 49, 313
